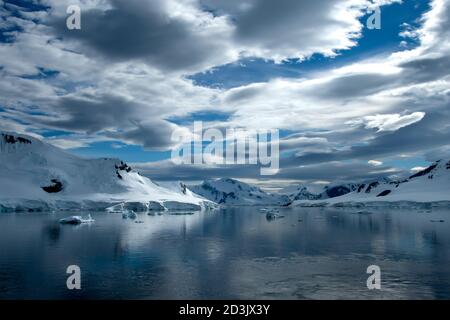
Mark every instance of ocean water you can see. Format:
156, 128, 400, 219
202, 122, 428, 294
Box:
0, 207, 449, 299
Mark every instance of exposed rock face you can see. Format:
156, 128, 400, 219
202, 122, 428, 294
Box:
409, 163, 439, 179
365, 182, 380, 193
325, 186, 352, 198
42, 179, 64, 193
2, 133, 31, 145
377, 190, 392, 197
115, 161, 132, 179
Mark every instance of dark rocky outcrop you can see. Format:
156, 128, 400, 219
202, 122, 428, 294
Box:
180, 182, 187, 195
2, 133, 31, 145
326, 186, 352, 198
409, 163, 438, 179
115, 161, 132, 179
42, 179, 63, 193
377, 190, 392, 197
115, 161, 132, 172
365, 182, 380, 193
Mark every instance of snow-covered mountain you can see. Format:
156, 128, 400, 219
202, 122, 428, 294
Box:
281, 180, 388, 202
291, 160, 450, 207
0, 132, 214, 212
317, 183, 362, 199
280, 185, 319, 201
4, 131, 447, 211
190, 178, 290, 206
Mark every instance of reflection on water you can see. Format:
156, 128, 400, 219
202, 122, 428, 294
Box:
0, 207, 449, 299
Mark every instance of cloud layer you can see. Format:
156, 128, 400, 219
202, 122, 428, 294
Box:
1, 0, 449, 184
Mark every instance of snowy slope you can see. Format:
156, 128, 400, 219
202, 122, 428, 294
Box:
280, 185, 319, 201
317, 183, 363, 199
281, 180, 388, 202
0, 132, 215, 212
190, 178, 290, 206
292, 160, 450, 207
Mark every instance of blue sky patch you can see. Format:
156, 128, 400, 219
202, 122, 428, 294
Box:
190, 0, 432, 89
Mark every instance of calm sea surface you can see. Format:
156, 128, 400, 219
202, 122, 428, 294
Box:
0, 207, 449, 299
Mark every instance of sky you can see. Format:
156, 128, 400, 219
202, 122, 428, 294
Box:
1, 0, 450, 189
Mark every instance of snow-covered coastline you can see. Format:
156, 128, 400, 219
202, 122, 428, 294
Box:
0, 132, 215, 212
290, 160, 450, 208
2, 131, 450, 212
187, 161, 450, 208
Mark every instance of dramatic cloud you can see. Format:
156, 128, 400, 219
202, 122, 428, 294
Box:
289, 110, 450, 166
1, 0, 450, 184
133, 158, 402, 184
201, 0, 396, 61
368, 160, 383, 166
46, 0, 393, 72
361, 112, 426, 132
49, 0, 238, 73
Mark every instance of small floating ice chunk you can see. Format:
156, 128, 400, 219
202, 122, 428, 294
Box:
59, 216, 82, 225
59, 214, 94, 225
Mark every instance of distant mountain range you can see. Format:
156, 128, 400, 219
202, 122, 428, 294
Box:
282, 178, 391, 201
189, 178, 290, 206
189, 162, 450, 207
1, 131, 449, 212
290, 160, 450, 207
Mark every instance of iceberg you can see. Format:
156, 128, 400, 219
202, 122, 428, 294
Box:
59, 214, 95, 225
